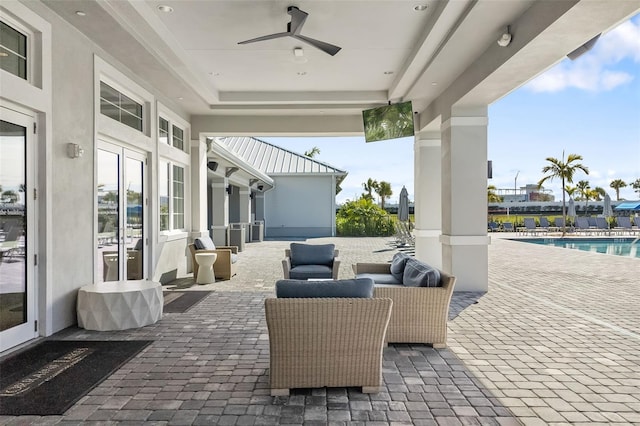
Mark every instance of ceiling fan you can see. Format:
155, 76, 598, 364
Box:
238, 6, 341, 56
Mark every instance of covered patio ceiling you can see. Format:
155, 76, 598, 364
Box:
44, 0, 639, 134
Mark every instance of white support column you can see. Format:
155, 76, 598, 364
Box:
254, 192, 266, 222
211, 178, 229, 246
440, 107, 491, 292
413, 131, 442, 269
239, 188, 251, 223
190, 139, 208, 238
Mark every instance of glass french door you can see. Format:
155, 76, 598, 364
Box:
96, 142, 146, 282
0, 107, 36, 352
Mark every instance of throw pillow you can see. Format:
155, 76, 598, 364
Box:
194, 237, 216, 250
402, 258, 441, 287
275, 278, 374, 298
289, 243, 335, 267
390, 252, 410, 281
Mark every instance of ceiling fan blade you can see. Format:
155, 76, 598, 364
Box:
238, 32, 291, 45
287, 6, 308, 35
294, 34, 341, 56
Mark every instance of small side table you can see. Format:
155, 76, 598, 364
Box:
195, 252, 217, 284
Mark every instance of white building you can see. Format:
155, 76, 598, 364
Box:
221, 137, 347, 238
1, 0, 637, 353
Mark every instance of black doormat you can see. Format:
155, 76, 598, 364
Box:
0, 340, 151, 416
163, 291, 211, 313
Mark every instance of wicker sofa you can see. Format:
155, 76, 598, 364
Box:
352, 257, 456, 348
265, 278, 392, 396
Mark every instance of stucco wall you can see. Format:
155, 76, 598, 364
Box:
265, 176, 335, 238
152, 238, 189, 283
38, 4, 97, 330
22, 2, 191, 334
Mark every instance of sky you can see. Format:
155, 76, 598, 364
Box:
262, 14, 640, 206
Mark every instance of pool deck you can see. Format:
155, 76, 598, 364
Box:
2, 234, 639, 425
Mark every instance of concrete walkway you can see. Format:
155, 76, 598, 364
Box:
1, 236, 638, 425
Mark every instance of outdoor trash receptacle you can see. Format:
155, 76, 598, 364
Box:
251, 221, 264, 242
229, 223, 245, 252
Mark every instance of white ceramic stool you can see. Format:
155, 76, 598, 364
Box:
77, 280, 163, 331
195, 252, 217, 284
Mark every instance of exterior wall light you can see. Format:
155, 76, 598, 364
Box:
497, 26, 512, 47
67, 143, 84, 158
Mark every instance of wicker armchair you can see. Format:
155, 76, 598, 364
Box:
265, 295, 392, 396
188, 242, 238, 281
352, 262, 456, 348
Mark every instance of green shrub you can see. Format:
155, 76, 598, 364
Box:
336, 198, 395, 236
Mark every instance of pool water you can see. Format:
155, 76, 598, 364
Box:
512, 238, 640, 258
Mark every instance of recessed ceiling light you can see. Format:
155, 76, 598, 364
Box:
413, 5, 428, 11
75, 11, 86, 16
431, 82, 438, 86
158, 5, 174, 13
384, 71, 394, 75
177, 97, 183, 100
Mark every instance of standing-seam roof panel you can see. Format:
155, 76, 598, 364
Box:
220, 137, 347, 176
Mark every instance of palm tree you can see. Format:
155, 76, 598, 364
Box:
487, 185, 502, 202
564, 185, 577, 199
576, 180, 596, 214
538, 152, 589, 236
375, 181, 392, 209
304, 146, 320, 158
610, 179, 627, 200
632, 178, 640, 197
592, 186, 606, 201
362, 178, 378, 201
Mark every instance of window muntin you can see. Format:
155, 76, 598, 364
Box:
172, 165, 184, 229
159, 161, 169, 231
0, 21, 27, 79
159, 117, 169, 145
158, 115, 186, 153
172, 125, 184, 151
100, 81, 143, 132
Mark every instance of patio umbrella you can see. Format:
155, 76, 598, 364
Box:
397, 186, 410, 222
567, 197, 576, 219
603, 193, 614, 218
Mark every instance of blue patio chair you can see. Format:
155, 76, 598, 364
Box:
574, 217, 592, 235
502, 222, 514, 232
613, 216, 635, 235
523, 218, 545, 235
595, 217, 611, 236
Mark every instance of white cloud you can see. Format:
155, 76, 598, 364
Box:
525, 18, 640, 93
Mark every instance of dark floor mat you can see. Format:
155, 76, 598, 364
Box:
163, 291, 211, 313
0, 340, 151, 415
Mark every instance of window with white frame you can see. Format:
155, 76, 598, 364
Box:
159, 117, 169, 145
158, 116, 186, 152
159, 160, 185, 231
100, 81, 143, 132
172, 125, 184, 151
0, 20, 27, 80
172, 165, 184, 229
159, 161, 170, 231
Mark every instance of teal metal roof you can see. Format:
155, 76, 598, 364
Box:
614, 201, 640, 210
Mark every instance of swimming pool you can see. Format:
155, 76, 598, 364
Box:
512, 238, 640, 258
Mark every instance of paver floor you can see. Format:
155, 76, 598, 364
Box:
1, 236, 638, 425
